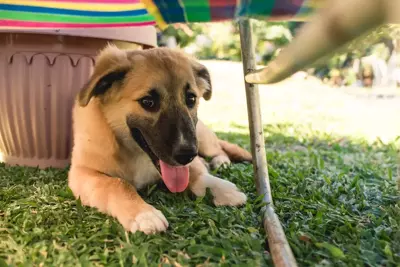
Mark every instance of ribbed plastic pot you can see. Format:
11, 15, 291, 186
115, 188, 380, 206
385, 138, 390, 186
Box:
0, 28, 157, 168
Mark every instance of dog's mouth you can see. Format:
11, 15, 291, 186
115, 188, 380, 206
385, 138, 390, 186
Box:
130, 128, 160, 170
130, 128, 190, 193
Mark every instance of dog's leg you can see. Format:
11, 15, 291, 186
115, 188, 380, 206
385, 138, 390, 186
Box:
68, 166, 168, 234
197, 120, 252, 170
196, 120, 231, 169
189, 157, 247, 206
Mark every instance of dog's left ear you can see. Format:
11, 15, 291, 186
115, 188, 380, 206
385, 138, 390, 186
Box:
78, 68, 129, 107
192, 61, 212, 100
77, 44, 133, 107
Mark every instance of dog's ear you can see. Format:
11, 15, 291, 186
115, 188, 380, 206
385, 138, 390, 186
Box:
78, 68, 129, 107
78, 44, 132, 107
191, 61, 212, 100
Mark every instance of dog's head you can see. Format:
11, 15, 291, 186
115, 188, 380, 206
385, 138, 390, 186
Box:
78, 45, 212, 190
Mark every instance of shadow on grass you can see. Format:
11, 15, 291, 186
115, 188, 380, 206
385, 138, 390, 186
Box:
0, 123, 399, 266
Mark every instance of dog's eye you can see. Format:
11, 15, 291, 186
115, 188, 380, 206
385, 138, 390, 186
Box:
138, 89, 160, 112
139, 96, 158, 112
186, 93, 197, 108
141, 97, 154, 108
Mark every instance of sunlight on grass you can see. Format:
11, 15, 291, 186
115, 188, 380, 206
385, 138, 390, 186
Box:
215, 123, 399, 266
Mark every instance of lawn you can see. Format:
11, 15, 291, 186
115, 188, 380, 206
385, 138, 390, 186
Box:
1, 61, 399, 266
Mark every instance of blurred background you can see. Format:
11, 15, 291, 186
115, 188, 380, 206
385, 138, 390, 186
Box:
157, 22, 400, 89
155, 22, 400, 143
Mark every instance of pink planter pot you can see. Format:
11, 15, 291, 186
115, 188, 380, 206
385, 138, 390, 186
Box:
0, 28, 157, 168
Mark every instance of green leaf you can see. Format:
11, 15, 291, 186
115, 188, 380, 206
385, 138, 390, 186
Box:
316, 242, 346, 259
384, 243, 393, 258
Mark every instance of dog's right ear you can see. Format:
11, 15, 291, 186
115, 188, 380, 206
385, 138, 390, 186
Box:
78, 68, 129, 107
190, 60, 212, 101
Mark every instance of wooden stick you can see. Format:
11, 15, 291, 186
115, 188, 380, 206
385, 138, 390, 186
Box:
238, 18, 298, 267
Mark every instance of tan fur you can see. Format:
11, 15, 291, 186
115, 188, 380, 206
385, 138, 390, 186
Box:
196, 120, 252, 169
218, 140, 252, 162
68, 45, 251, 234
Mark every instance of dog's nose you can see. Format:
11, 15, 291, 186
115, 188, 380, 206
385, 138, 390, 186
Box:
173, 147, 197, 165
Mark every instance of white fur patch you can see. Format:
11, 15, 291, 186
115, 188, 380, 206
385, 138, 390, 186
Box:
191, 174, 247, 206
130, 208, 168, 234
128, 153, 161, 189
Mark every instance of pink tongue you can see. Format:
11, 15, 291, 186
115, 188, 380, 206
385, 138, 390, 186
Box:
159, 160, 189, 193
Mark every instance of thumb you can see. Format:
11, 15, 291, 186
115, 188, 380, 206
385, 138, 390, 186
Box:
245, 61, 295, 84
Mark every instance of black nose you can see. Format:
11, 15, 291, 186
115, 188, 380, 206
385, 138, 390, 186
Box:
173, 147, 197, 165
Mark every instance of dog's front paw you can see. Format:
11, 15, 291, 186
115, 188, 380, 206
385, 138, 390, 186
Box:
189, 173, 247, 207
210, 179, 247, 207
129, 206, 169, 234
210, 155, 231, 170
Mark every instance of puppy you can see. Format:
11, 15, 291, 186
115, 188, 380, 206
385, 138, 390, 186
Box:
68, 45, 252, 234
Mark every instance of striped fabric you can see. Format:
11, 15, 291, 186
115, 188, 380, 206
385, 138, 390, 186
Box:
140, 0, 326, 28
0, 0, 325, 29
0, 0, 155, 28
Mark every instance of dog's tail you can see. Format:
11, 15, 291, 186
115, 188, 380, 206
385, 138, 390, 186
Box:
218, 140, 253, 163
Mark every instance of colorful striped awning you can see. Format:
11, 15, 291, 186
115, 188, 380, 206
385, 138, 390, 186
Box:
0, 0, 326, 29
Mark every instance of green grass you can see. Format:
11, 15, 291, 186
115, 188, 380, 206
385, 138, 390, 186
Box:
1, 60, 400, 266
0, 123, 399, 266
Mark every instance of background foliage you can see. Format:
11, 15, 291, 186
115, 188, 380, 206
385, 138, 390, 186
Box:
158, 22, 400, 86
